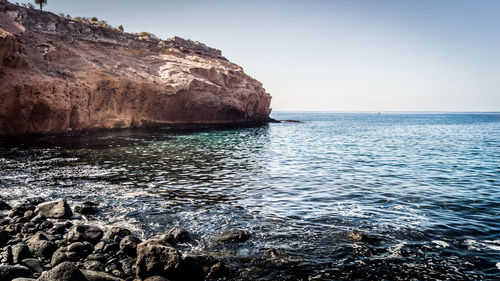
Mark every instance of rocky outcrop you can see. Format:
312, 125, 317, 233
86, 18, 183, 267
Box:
0, 198, 230, 280
0, 0, 272, 135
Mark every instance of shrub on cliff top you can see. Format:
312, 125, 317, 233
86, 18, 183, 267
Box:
34, 0, 47, 11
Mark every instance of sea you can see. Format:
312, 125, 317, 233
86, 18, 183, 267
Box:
1, 112, 499, 280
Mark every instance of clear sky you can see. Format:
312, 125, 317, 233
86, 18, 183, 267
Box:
15, 0, 500, 111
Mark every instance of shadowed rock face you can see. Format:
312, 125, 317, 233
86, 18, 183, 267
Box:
0, 0, 272, 135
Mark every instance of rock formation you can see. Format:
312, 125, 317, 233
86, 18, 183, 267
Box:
0, 0, 272, 135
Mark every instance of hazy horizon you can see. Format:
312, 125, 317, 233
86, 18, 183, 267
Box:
14, 0, 500, 112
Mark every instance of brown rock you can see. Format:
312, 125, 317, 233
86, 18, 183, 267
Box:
0, 2, 271, 136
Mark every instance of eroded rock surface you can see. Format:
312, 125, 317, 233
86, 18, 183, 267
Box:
0, 0, 272, 135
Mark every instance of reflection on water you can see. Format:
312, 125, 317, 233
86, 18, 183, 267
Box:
1, 113, 499, 280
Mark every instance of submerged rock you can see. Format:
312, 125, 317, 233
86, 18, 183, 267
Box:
217, 229, 251, 243
74, 202, 99, 216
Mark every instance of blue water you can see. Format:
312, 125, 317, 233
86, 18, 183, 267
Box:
1, 112, 499, 280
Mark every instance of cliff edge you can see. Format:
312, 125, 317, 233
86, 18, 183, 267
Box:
0, 0, 272, 135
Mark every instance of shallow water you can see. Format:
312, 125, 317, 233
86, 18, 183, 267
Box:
1, 112, 499, 280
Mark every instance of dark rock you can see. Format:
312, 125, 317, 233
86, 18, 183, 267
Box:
68, 241, 94, 257
26, 232, 57, 259
23, 210, 34, 219
0, 200, 12, 210
0, 229, 9, 247
81, 269, 124, 281
347, 230, 379, 243
10, 203, 35, 218
0, 218, 10, 225
103, 242, 119, 253
21, 258, 44, 273
86, 253, 106, 262
135, 241, 181, 280
217, 229, 251, 243
74, 202, 99, 215
144, 277, 170, 281
104, 227, 131, 243
163, 227, 190, 245
68, 225, 104, 244
0, 264, 32, 280
38, 261, 87, 281
119, 258, 135, 276
51, 248, 68, 266
12, 243, 32, 263
119, 236, 141, 257
30, 214, 46, 224
25, 198, 45, 206
40, 220, 54, 230
205, 261, 229, 279
34, 199, 73, 219
84, 260, 105, 272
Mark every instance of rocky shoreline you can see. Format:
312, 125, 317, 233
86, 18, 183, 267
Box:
0, 198, 242, 281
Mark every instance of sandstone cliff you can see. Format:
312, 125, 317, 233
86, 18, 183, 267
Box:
0, 0, 272, 135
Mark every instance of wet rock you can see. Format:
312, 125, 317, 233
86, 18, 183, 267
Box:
12, 243, 32, 263
34, 199, 73, 219
51, 222, 72, 234
347, 230, 379, 243
74, 202, 99, 216
143, 277, 170, 281
81, 269, 124, 281
51, 248, 68, 266
0, 229, 9, 246
10, 203, 35, 218
21, 258, 44, 273
30, 214, 46, 224
84, 260, 105, 271
104, 227, 131, 243
103, 242, 120, 253
135, 241, 181, 280
119, 236, 141, 257
25, 198, 45, 206
68, 241, 94, 257
40, 220, 54, 230
217, 229, 251, 243
0, 264, 33, 280
38, 261, 87, 281
11, 278, 36, 281
0, 200, 12, 210
197, 256, 229, 279
68, 224, 104, 244
26, 232, 57, 259
163, 227, 190, 245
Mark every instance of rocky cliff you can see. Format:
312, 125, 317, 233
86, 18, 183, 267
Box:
0, 0, 272, 135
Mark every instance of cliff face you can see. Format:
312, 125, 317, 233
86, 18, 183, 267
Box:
0, 0, 272, 135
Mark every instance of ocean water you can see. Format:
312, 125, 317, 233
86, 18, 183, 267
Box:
0, 112, 499, 280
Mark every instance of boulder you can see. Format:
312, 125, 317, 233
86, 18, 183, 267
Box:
34, 199, 73, 219
67, 241, 94, 257
119, 236, 141, 257
104, 227, 131, 242
81, 269, 124, 281
9, 203, 35, 218
26, 232, 57, 259
38, 261, 87, 281
163, 227, 190, 245
217, 229, 251, 243
20, 258, 44, 273
0, 264, 32, 280
0, 200, 12, 210
51, 248, 68, 266
135, 241, 181, 280
68, 225, 104, 244
0, 229, 9, 246
74, 202, 99, 215
12, 243, 32, 263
